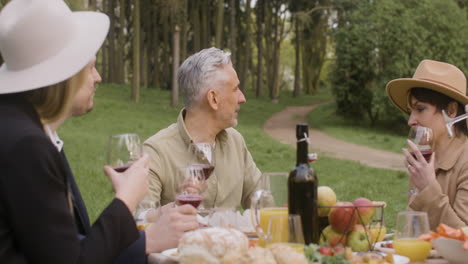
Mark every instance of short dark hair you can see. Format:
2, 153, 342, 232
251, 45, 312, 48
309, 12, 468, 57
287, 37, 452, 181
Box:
409, 87, 468, 136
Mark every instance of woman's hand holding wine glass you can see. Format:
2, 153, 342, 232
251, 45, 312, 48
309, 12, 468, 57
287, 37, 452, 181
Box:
403, 126, 437, 195
105, 133, 149, 212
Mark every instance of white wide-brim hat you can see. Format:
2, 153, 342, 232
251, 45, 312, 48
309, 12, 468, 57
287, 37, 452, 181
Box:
0, 0, 110, 94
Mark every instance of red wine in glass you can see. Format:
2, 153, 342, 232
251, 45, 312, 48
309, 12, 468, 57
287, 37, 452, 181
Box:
176, 194, 204, 208
410, 150, 433, 162
192, 164, 214, 180
113, 163, 132, 172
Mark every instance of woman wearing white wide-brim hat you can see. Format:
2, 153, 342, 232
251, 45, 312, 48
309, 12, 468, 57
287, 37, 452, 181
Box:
0, 0, 162, 263
386, 59, 468, 230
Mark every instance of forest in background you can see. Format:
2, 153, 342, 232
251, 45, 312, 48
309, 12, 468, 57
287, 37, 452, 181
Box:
0, 0, 467, 127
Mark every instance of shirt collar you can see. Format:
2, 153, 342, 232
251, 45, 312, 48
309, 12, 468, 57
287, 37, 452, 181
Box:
44, 124, 64, 152
435, 135, 467, 171
177, 108, 228, 148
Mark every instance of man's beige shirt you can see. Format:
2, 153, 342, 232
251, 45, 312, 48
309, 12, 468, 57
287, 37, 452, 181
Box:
142, 110, 262, 209
410, 135, 468, 230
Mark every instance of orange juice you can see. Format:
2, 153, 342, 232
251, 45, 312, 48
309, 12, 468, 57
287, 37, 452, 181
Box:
258, 207, 288, 247
393, 238, 432, 262
267, 242, 304, 253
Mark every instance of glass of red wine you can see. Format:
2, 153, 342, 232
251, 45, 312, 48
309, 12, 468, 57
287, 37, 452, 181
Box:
407, 126, 433, 195
407, 126, 433, 162
106, 133, 142, 172
175, 165, 206, 209
188, 142, 216, 180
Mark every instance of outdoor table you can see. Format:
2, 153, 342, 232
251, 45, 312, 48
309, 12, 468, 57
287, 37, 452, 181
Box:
147, 252, 450, 264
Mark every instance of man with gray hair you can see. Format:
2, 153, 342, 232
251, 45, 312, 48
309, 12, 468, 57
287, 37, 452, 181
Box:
143, 47, 262, 209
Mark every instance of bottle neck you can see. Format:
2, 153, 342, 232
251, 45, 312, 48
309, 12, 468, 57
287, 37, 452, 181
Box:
296, 140, 309, 165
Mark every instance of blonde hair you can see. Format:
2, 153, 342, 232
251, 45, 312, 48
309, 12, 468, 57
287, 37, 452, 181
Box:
27, 65, 88, 123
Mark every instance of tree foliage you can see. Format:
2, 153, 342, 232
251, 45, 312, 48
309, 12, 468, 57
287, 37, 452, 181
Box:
332, 0, 468, 126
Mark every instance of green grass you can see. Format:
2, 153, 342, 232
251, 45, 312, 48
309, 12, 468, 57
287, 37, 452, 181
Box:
308, 102, 407, 153
60, 84, 407, 230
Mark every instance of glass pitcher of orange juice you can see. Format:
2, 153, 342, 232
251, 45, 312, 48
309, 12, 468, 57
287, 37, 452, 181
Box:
250, 173, 287, 247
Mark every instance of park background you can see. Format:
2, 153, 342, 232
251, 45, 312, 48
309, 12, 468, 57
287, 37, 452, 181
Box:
1, 0, 467, 230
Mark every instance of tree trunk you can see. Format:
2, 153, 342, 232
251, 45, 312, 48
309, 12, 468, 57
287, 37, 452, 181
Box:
255, 0, 264, 98
162, 15, 170, 90
88, 0, 97, 10
293, 16, 301, 97
215, 0, 224, 48
229, 0, 236, 65
107, 0, 116, 82
152, 19, 160, 89
192, 1, 201, 52
239, 0, 251, 92
117, 0, 126, 84
201, 0, 209, 48
132, 0, 141, 102
180, 0, 188, 61
171, 25, 180, 107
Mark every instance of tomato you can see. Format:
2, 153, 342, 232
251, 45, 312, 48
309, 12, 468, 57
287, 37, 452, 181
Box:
318, 247, 334, 256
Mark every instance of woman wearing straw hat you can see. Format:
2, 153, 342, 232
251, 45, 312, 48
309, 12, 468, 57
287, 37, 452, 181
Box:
386, 59, 468, 230
0, 0, 198, 263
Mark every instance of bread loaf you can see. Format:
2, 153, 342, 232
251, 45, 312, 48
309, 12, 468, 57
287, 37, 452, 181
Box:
178, 227, 248, 261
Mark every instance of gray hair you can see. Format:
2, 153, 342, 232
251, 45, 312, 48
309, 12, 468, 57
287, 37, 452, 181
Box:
178, 47, 232, 109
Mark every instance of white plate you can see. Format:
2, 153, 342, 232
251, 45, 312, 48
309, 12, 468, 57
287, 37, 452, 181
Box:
374, 240, 439, 258
161, 248, 179, 259
392, 254, 410, 264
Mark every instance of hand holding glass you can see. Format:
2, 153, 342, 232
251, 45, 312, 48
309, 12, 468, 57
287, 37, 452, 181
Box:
107, 133, 142, 172
393, 211, 431, 262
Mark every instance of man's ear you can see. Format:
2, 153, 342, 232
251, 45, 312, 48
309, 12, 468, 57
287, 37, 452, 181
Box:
207, 89, 219, 110
447, 101, 458, 118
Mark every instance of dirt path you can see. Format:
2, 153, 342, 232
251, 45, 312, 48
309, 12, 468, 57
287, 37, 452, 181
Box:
263, 104, 405, 171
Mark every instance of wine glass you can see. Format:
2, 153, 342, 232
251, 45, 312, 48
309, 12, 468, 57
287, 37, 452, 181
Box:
188, 142, 216, 180
174, 165, 206, 209
107, 133, 142, 172
134, 200, 161, 230
407, 125, 434, 162
393, 211, 431, 262
266, 214, 305, 253
407, 126, 433, 195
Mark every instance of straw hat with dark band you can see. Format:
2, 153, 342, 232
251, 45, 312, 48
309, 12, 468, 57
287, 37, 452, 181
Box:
386, 60, 468, 114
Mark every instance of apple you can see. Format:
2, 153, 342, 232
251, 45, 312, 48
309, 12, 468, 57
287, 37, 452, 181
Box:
353, 197, 375, 225
369, 224, 387, 243
347, 224, 372, 252
320, 225, 347, 247
318, 186, 337, 217
328, 201, 357, 233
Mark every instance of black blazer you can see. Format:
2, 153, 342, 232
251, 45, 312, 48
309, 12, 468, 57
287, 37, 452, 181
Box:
0, 96, 140, 263
62, 151, 147, 264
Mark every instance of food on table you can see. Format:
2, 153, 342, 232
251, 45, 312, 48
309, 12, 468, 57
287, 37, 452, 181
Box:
369, 224, 387, 243
329, 202, 357, 233
317, 186, 337, 217
419, 223, 468, 250
320, 225, 348, 247
178, 245, 218, 264
268, 243, 308, 264
178, 227, 248, 263
305, 244, 394, 264
353, 198, 376, 225
347, 224, 372, 252
221, 246, 276, 264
